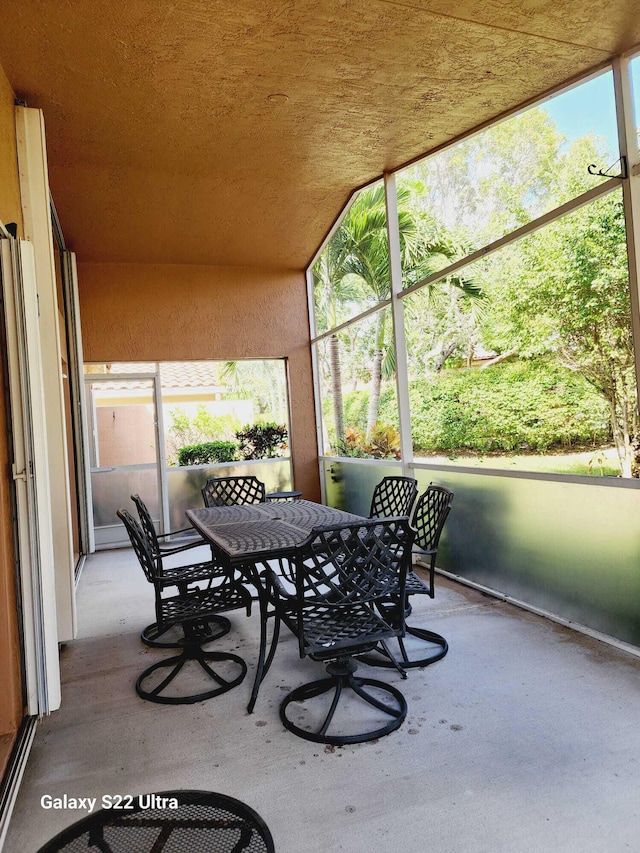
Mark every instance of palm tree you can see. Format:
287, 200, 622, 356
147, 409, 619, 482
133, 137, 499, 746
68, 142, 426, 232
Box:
314, 183, 483, 447
339, 185, 475, 437
312, 231, 362, 449
220, 360, 287, 424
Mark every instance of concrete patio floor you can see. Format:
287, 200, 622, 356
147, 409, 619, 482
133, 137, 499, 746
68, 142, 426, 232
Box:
4, 543, 640, 852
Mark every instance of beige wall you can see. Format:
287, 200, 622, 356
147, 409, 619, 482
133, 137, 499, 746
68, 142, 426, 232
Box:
78, 263, 320, 500
0, 65, 25, 748
96, 404, 157, 466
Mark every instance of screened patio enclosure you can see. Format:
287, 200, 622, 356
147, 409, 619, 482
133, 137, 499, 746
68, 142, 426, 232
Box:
310, 56, 640, 652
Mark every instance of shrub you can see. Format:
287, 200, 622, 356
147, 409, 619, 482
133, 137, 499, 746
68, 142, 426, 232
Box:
365, 424, 402, 459
337, 424, 401, 459
167, 405, 241, 464
337, 427, 370, 458
236, 423, 288, 459
408, 359, 610, 453
177, 441, 238, 466
340, 359, 611, 455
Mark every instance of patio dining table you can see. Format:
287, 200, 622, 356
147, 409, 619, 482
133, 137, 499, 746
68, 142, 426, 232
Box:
185, 500, 366, 711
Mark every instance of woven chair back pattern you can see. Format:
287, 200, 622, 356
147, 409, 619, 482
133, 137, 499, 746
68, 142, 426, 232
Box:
130, 493, 162, 559
202, 476, 267, 507
117, 509, 157, 583
412, 484, 454, 553
369, 476, 418, 519
294, 518, 414, 608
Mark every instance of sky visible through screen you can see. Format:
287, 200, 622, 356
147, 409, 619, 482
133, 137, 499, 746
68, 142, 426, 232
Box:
544, 72, 617, 158
541, 62, 640, 161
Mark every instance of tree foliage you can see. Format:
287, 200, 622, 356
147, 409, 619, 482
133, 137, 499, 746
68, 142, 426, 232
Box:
236, 423, 288, 460
314, 99, 637, 475
314, 181, 481, 449
481, 191, 635, 473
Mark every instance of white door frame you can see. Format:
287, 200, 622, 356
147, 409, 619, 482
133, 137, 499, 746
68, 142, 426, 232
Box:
1, 238, 61, 714
16, 105, 76, 641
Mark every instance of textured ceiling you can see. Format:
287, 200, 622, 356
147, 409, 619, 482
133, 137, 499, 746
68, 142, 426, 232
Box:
1, 0, 639, 269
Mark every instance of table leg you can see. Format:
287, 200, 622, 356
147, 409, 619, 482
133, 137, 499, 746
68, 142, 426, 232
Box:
247, 563, 268, 714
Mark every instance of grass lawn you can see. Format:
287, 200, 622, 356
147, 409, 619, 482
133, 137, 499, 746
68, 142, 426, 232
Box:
414, 445, 622, 476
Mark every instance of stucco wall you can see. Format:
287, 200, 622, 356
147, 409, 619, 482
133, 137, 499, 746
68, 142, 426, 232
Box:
77, 262, 320, 500
0, 65, 25, 744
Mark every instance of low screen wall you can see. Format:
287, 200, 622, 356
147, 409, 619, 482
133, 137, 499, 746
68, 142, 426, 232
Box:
94, 458, 293, 546
322, 458, 640, 648
322, 458, 403, 516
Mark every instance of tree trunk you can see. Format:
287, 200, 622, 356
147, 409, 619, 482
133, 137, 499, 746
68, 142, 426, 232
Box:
609, 396, 633, 478
329, 334, 344, 450
366, 347, 383, 439
366, 311, 387, 439
433, 340, 457, 372
479, 349, 518, 370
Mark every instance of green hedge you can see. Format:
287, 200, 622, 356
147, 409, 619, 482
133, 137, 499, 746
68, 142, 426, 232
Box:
177, 441, 238, 466
342, 359, 610, 453
343, 388, 399, 434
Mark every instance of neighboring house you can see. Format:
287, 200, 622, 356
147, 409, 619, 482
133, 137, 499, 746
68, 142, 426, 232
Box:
88, 361, 254, 468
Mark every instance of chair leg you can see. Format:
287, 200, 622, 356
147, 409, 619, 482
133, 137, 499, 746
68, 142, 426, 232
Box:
360, 625, 448, 670
359, 597, 449, 671
136, 641, 246, 705
280, 657, 407, 745
398, 626, 448, 668
140, 616, 231, 649
375, 639, 409, 679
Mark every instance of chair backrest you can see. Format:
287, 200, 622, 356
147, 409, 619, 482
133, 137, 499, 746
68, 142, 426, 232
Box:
202, 476, 266, 507
411, 483, 454, 554
294, 517, 414, 610
130, 494, 161, 559
369, 476, 418, 519
117, 508, 157, 584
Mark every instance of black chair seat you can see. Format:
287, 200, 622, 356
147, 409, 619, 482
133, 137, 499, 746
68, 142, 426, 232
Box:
159, 583, 249, 627
36, 790, 275, 853
404, 569, 431, 595
302, 605, 396, 657
158, 560, 227, 588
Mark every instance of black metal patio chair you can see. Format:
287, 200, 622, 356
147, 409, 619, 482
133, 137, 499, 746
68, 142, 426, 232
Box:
128, 494, 227, 649
36, 790, 275, 853
259, 516, 414, 745
369, 475, 418, 519
117, 509, 251, 705
361, 483, 454, 671
202, 474, 301, 506
202, 475, 267, 507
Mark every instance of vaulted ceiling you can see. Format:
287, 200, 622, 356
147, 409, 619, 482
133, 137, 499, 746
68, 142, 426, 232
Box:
1, 1, 639, 269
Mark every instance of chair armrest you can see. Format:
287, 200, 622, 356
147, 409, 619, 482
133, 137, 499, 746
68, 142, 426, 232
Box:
265, 567, 296, 601
159, 538, 204, 555
156, 526, 202, 541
